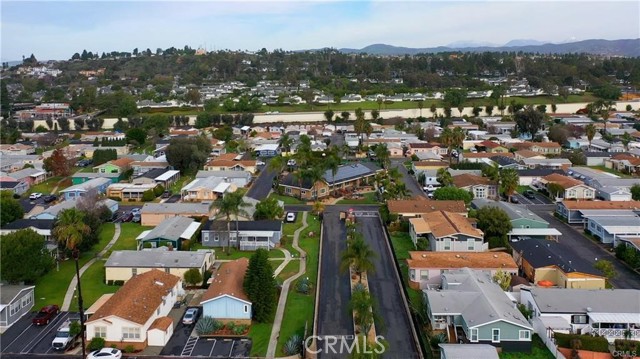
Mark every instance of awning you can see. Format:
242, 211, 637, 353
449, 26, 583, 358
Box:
137, 230, 152, 240
538, 316, 572, 331
588, 313, 640, 324
508, 228, 562, 236
180, 222, 201, 240
155, 170, 180, 182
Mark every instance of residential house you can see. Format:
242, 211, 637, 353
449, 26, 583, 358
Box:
181, 177, 236, 202
514, 150, 545, 162
59, 177, 111, 200
200, 258, 252, 323
201, 220, 283, 251
105, 250, 214, 284
131, 160, 172, 177
406, 251, 517, 290
472, 199, 548, 230
409, 211, 486, 251
195, 170, 252, 188
589, 139, 624, 153
0, 219, 55, 244
386, 199, 467, 219
93, 158, 134, 174
461, 152, 515, 164
477, 140, 509, 153
407, 143, 447, 156
254, 143, 280, 157
0, 143, 36, 156
521, 158, 572, 170
107, 183, 158, 202
204, 153, 258, 174
31, 199, 118, 220
516, 142, 562, 155
423, 268, 533, 352
555, 200, 640, 224
535, 173, 596, 200
520, 287, 640, 342
414, 151, 443, 162
490, 156, 523, 170
72, 172, 121, 185
582, 152, 614, 166
583, 211, 640, 245
137, 216, 201, 250
0, 284, 35, 331
85, 270, 182, 350
605, 153, 640, 174
131, 169, 181, 189
411, 161, 449, 173
516, 169, 565, 186
279, 163, 381, 200
0, 178, 28, 195
5, 168, 47, 187
453, 173, 498, 199
0, 154, 43, 173
510, 237, 606, 289
567, 166, 640, 201
439, 344, 499, 359
140, 203, 212, 226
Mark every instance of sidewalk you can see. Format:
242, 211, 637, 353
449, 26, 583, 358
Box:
61, 223, 121, 311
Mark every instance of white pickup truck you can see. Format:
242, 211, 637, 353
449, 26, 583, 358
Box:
51, 318, 80, 351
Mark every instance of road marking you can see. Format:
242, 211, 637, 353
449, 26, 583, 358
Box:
208, 338, 217, 357
20, 312, 69, 354
181, 336, 198, 356
353, 211, 378, 217
2, 321, 33, 352
228, 340, 235, 358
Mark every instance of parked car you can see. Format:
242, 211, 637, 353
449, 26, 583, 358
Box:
32, 305, 60, 326
86, 348, 122, 359
29, 192, 43, 200
286, 212, 296, 223
108, 211, 120, 222
510, 196, 519, 204
287, 159, 297, 166
256, 160, 265, 166
131, 208, 141, 215
524, 190, 536, 199
52, 317, 81, 351
162, 190, 171, 198
132, 214, 141, 223
121, 212, 134, 222
182, 308, 199, 325
43, 194, 57, 203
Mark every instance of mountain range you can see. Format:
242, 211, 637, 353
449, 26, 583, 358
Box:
337, 38, 640, 57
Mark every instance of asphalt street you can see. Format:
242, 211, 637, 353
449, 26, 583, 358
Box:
390, 160, 425, 199
1, 311, 75, 355
357, 215, 421, 359
512, 191, 553, 205
159, 316, 196, 356
530, 207, 640, 289
246, 164, 276, 201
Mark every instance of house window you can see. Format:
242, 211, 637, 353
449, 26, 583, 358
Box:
320, 188, 326, 194
443, 238, 451, 251
569, 190, 576, 198
420, 270, 429, 281
132, 268, 137, 276
492, 329, 500, 343
285, 187, 292, 194
165, 268, 170, 273
475, 187, 486, 198
244, 305, 249, 313
469, 328, 478, 342
467, 238, 474, 251
213, 233, 219, 242
157, 308, 160, 315
9, 302, 20, 316
585, 190, 593, 197
519, 330, 531, 340
21, 294, 32, 307
572, 315, 588, 324
94, 327, 107, 338
410, 269, 415, 280
100, 169, 105, 173
122, 327, 141, 340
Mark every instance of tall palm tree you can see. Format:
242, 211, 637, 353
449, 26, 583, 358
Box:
354, 110, 367, 145
417, 100, 424, 118
439, 127, 454, 163
340, 234, 376, 283
326, 150, 341, 196
349, 286, 380, 336
585, 124, 596, 149
227, 192, 251, 250
278, 133, 293, 154
374, 144, 390, 169
436, 167, 453, 187
53, 208, 90, 358
213, 194, 237, 255
500, 168, 519, 202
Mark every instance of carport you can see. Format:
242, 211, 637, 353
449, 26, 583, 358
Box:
509, 228, 562, 241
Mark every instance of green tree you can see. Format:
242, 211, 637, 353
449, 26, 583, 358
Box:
340, 234, 376, 283
185, 89, 202, 108
476, 206, 512, 248
429, 103, 437, 118
183, 268, 203, 286
594, 259, 616, 279
433, 186, 473, 204
349, 285, 380, 337
500, 168, 519, 201
1, 81, 11, 118
43, 148, 72, 176
492, 269, 511, 291
203, 98, 220, 112
514, 106, 544, 139
436, 167, 453, 187
278, 133, 293, 153
324, 109, 334, 123
444, 89, 467, 117
585, 124, 596, 148
374, 143, 390, 169
621, 132, 632, 151
417, 100, 424, 117
631, 184, 640, 201
125, 128, 146, 146
481, 163, 500, 182
593, 84, 622, 100
0, 191, 24, 226
165, 136, 212, 174
253, 197, 284, 220
0, 229, 54, 283
547, 182, 565, 199
243, 249, 277, 322
212, 125, 233, 142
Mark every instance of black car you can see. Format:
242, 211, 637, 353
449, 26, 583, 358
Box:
524, 190, 536, 199
43, 194, 57, 203
162, 190, 172, 198
121, 212, 134, 222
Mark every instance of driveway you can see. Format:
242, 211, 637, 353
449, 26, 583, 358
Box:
512, 191, 552, 205
164, 194, 181, 203
316, 209, 354, 359
390, 160, 425, 198
159, 319, 195, 356
356, 214, 421, 359
1, 311, 75, 355
246, 163, 276, 201
530, 207, 640, 289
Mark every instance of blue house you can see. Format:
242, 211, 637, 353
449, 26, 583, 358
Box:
32, 198, 118, 220
200, 258, 252, 321
59, 177, 111, 200
71, 172, 121, 185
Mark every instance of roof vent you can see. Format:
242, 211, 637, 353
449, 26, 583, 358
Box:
421, 254, 427, 258
586, 307, 592, 312
154, 281, 164, 286
493, 254, 498, 258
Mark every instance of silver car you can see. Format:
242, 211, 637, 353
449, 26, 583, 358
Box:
182, 308, 199, 325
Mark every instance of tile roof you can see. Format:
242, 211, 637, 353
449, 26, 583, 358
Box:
407, 251, 517, 270
420, 211, 483, 238
515, 149, 542, 158
149, 316, 173, 331
201, 258, 250, 303
560, 200, 640, 210
387, 199, 466, 214
413, 161, 449, 168
87, 269, 180, 325
479, 140, 502, 149
541, 173, 584, 189
109, 158, 135, 168
452, 173, 493, 188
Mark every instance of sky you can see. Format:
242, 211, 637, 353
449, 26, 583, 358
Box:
1, 0, 639, 61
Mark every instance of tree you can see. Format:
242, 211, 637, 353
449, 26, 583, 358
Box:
185, 89, 202, 108
429, 103, 437, 118
631, 184, 640, 201
0, 191, 24, 226
433, 187, 473, 204
585, 124, 596, 148
593, 84, 622, 100
341, 111, 351, 121
621, 132, 632, 151
1, 81, 12, 118
183, 268, 203, 286
349, 285, 380, 337
485, 105, 494, 116
417, 100, 424, 117
373, 144, 390, 169
43, 148, 71, 176
547, 183, 564, 199
0, 229, 54, 283
371, 109, 380, 122
594, 259, 616, 279
547, 124, 570, 145
278, 133, 293, 153
324, 109, 334, 123
472, 106, 482, 117
340, 234, 376, 283
492, 270, 511, 291
444, 89, 467, 117
243, 249, 277, 322
92, 149, 117, 166
476, 206, 512, 249
125, 128, 146, 146
212, 125, 233, 142
436, 167, 453, 187
165, 136, 212, 174
482, 163, 500, 182
203, 98, 220, 112
551, 103, 557, 113
254, 197, 284, 220
514, 106, 544, 139
53, 208, 90, 357
500, 168, 519, 201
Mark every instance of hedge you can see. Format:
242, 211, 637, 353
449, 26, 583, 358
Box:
554, 333, 609, 352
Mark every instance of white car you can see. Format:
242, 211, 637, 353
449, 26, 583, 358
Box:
256, 160, 266, 166
286, 212, 296, 222
29, 192, 42, 200
287, 159, 297, 166
131, 208, 141, 215
182, 307, 199, 325
86, 348, 122, 359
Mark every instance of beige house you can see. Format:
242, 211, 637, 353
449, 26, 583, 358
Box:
452, 173, 498, 199
180, 177, 237, 202
105, 250, 214, 285
536, 173, 596, 200
386, 199, 467, 218
107, 183, 157, 202
204, 153, 257, 174
140, 203, 212, 226
514, 150, 546, 161
409, 211, 486, 252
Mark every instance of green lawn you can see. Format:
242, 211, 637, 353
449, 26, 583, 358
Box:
516, 185, 531, 194
389, 232, 415, 261
27, 176, 64, 195
335, 192, 379, 205
169, 175, 193, 194
275, 214, 321, 355
249, 310, 277, 357
108, 223, 152, 252
69, 260, 119, 312
277, 260, 300, 281
268, 193, 305, 205
281, 215, 305, 253
208, 246, 285, 260
499, 335, 554, 359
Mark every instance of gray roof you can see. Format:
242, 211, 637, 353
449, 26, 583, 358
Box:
438, 344, 499, 359
323, 162, 381, 184
141, 202, 211, 215
35, 198, 117, 218
525, 287, 640, 314
522, 158, 572, 165
142, 216, 198, 241
510, 237, 601, 276
424, 268, 532, 329
105, 250, 210, 268
72, 171, 120, 179
59, 177, 111, 193
0, 284, 35, 304
471, 199, 548, 225
585, 215, 640, 228
196, 170, 252, 179
6, 168, 45, 180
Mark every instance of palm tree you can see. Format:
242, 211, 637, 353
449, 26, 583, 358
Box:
436, 167, 453, 187
585, 124, 596, 149
354, 109, 367, 145
278, 133, 293, 154
439, 127, 454, 163
430, 103, 437, 119
387, 167, 402, 183
228, 192, 251, 250
621, 132, 632, 151
53, 208, 90, 358
500, 168, 519, 202
417, 100, 424, 118
452, 127, 465, 155
374, 144, 390, 169
312, 201, 325, 216
340, 234, 376, 283
349, 286, 380, 336
213, 194, 238, 255
326, 151, 341, 196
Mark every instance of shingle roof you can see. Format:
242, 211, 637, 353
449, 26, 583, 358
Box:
471, 199, 547, 224
2, 219, 55, 230
0, 284, 35, 304
510, 237, 602, 276
200, 258, 250, 303
561, 200, 640, 210
204, 220, 282, 232
87, 269, 180, 325
59, 177, 111, 193
141, 216, 199, 242
105, 250, 210, 268
149, 316, 173, 331
407, 251, 517, 270
452, 173, 493, 188
525, 287, 640, 314
141, 202, 211, 215
419, 211, 483, 239
541, 173, 584, 189
387, 199, 466, 214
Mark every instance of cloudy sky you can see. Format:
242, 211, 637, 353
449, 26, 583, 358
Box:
1, 1, 639, 61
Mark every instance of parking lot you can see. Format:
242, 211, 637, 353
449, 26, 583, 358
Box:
1, 311, 76, 355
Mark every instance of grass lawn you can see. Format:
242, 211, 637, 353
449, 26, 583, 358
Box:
69, 260, 119, 312
209, 246, 285, 260
268, 193, 305, 205
389, 231, 414, 261
27, 176, 64, 195
516, 185, 531, 194
335, 192, 379, 205
585, 165, 632, 179
275, 214, 321, 355
169, 175, 193, 194
108, 223, 153, 252
281, 215, 305, 253
276, 260, 300, 281
249, 310, 276, 357
499, 335, 554, 359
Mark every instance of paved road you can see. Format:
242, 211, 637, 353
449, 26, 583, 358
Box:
1, 311, 74, 355
512, 191, 553, 205
159, 311, 198, 356
357, 215, 421, 359
390, 160, 425, 199
246, 164, 276, 201
530, 207, 640, 289
316, 209, 354, 359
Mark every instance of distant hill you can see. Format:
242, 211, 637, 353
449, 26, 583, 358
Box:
337, 39, 640, 57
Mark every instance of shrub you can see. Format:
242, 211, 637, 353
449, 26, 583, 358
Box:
232, 324, 247, 335
113, 280, 125, 286
107, 280, 114, 286
430, 332, 447, 349
195, 316, 222, 335
89, 337, 105, 351
153, 184, 164, 197
181, 239, 191, 251
142, 189, 155, 202
124, 345, 135, 353
201, 270, 212, 289
283, 334, 303, 355
554, 333, 609, 352
183, 268, 202, 286
296, 277, 310, 294
226, 322, 236, 332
